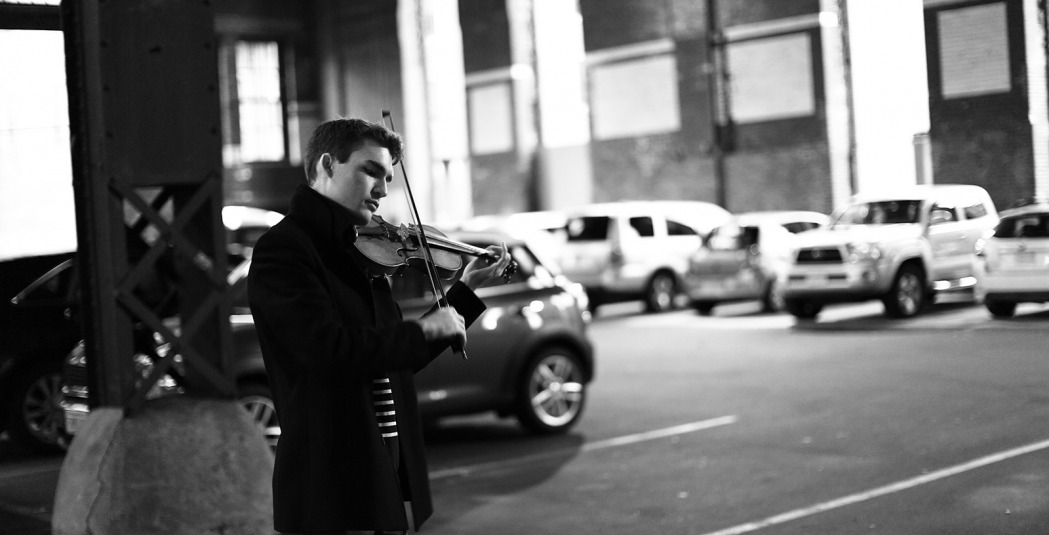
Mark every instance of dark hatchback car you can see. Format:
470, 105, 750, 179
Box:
1, 252, 80, 452
0, 206, 280, 453
63, 230, 596, 446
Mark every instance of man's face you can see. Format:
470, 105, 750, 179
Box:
314, 139, 393, 226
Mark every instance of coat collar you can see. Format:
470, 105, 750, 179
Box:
287, 184, 360, 250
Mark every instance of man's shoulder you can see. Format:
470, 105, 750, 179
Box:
256, 216, 310, 250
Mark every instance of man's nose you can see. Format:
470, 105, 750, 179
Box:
374, 180, 388, 198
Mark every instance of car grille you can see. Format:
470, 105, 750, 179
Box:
796, 247, 843, 264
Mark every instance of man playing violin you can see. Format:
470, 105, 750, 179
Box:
247, 117, 512, 535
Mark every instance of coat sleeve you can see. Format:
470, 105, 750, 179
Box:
411, 281, 487, 373
248, 227, 429, 381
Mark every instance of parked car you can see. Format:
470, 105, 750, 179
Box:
452, 210, 570, 270
556, 201, 731, 313
780, 185, 999, 319
684, 211, 829, 314
63, 229, 596, 444
0, 206, 281, 453
973, 198, 1049, 317
1, 252, 79, 452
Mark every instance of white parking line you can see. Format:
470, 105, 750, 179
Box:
429, 415, 738, 481
701, 437, 1049, 535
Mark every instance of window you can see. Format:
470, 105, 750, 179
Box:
589, 53, 680, 139
937, 3, 1011, 98
0, 29, 77, 260
628, 217, 655, 238
566, 216, 610, 241
963, 203, 988, 220
223, 40, 287, 164
782, 221, 820, 234
468, 82, 514, 155
994, 214, 1049, 238
726, 33, 815, 123
666, 219, 697, 236
930, 203, 959, 225
834, 201, 922, 226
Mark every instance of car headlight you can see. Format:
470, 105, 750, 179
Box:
845, 242, 882, 263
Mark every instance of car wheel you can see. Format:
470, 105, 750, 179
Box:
985, 300, 1016, 318
761, 278, 785, 313
5, 362, 71, 453
785, 298, 822, 319
514, 346, 586, 434
644, 271, 677, 313
692, 300, 716, 315
238, 381, 280, 448
883, 264, 926, 318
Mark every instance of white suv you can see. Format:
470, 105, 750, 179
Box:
780, 185, 999, 319
557, 201, 730, 312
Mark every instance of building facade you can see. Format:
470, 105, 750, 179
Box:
923, 0, 1049, 208
10, 0, 1041, 229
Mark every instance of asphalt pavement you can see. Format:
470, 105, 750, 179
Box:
2, 297, 1048, 534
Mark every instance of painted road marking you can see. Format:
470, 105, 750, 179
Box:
429, 415, 738, 481
701, 437, 1049, 535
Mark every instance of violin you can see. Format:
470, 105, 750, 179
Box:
364, 110, 515, 360
353, 215, 517, 282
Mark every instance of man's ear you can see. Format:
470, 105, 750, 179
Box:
318, 153, 334, 178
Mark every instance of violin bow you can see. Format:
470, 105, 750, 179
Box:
381, 110, 468, 360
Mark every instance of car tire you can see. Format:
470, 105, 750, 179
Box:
985, 300, 1016, 318
761, 278, 785, 313
4, 361, 71, 453
692, 300, 716, 315
644, 271, 678, 313
883, 264, 926, 318
238, 381, 280, 448
785, 298, 822, 319
514, 346, 587, 435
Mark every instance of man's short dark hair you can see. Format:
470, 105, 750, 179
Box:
303, 118, 404, 185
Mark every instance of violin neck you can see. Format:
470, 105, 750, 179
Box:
427, 234, 493, 259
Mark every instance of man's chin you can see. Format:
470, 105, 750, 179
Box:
351, 209, 373, 226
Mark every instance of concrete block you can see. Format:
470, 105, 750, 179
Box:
53, 397, 274, 535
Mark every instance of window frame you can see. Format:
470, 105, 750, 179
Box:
219, 36, 292, 166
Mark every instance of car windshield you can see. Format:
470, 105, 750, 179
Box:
994, 213, 1049, 238
832, 200, 922, 227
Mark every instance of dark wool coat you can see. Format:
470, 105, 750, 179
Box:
247, 185, 485, 533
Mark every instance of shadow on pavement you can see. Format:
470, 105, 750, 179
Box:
423, 416, 586, 488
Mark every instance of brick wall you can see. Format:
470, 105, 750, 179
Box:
924, 0, 1037, 210
582, 0, 832, 213
458, 0, 512, 72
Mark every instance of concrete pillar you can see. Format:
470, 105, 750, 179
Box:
53, 398, 273, 535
